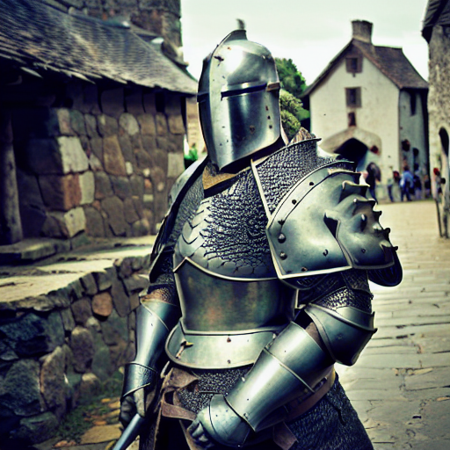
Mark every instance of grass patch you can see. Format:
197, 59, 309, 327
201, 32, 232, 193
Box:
56, 371, 123, 443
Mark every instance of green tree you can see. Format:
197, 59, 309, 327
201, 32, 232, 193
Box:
275, 58, 307, 98
275, 58, 310, 141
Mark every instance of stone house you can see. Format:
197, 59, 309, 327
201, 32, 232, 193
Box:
422, 0, 450, 236
302, 20, 429, 200
0, 0, 198, 248
0, 0, 200, 445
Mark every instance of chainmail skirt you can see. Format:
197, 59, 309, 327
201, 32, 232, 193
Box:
141, 368, 373, 450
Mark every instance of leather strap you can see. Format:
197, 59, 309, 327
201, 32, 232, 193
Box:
284, 368, 336, 422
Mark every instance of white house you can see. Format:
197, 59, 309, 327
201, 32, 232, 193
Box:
302, 20, 428, 201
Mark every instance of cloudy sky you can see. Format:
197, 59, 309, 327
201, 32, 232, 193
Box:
180, 0, 430, 86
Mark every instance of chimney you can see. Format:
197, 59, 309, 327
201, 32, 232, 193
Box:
352, 20, 373, 44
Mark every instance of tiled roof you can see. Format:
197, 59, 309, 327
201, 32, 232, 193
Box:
303, 38, 428, 97
0, 0, 197, 95
422, 0, 450, 42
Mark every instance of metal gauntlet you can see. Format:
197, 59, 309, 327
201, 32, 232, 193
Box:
223, 322, 332, 432
121, 299, 180, 398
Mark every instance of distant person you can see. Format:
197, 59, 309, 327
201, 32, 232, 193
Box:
400, 166, 414, 202
387, 170, 400, 202
366, 162, 381, 201
413, 163, 423, 200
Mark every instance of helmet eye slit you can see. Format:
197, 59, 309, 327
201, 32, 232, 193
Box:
221, 83, 267, 99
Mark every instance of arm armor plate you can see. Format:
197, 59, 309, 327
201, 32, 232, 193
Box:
252, 161, 402, 287
224, 322, 332, 431
121, 300, 180, 398
305, 303, 376, 366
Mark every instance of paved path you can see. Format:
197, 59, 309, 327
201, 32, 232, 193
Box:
338, 200, 450, 450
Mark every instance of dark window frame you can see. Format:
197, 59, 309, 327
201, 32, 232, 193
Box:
345, 56, 362, 74
346, 87, 362, 108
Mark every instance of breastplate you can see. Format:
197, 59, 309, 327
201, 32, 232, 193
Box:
166, 169, 297, 369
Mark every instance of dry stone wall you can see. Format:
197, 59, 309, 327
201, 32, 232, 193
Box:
0, 249, 151, 445
13, 80, 186, 240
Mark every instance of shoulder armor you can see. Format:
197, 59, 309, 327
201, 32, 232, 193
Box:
149, 157, 207, 279
252, 160, 401, 287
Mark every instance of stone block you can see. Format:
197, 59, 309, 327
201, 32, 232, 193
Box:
84, 114, 99, 138
142, 135, 157, 154
84, 206, 106, 237
126, 161, 133, 175
92, 292, 113, 318
132, 218, 151, 236
135, 148, 152, 170
123, 197, 139, 224
101, 309, 128, 345
9, 411, 58, 445
94, 172, 113, 199
0, 359, 44, 416
111, 176, 132, 200
88, 153, 103, 172
103, 135, 127, 176
0, 312, 65, 358
78, 372, 101, 399
102, 196, 127, 236
40, 346, 66, 410
156, 112, 167, 135
42, 207, 86, 238
119, 113, 140, 136
80, 273, 98, 296
90, 136, 103, 161
60, 308, 76, 332
58, 136, 90, 173
101, 88, 124, 118
167, 152, 185, 178
118, 134, 135, 164
95, 267, 114, 291
137, 114, 156, 135
168, 114, 185, 135
150, 166, 166, 192
79, 171, 95, 204
70, 326, 95, 372
97, 114, 119, 137
123, 274, 149, 296
38, 173, 81, 211
71, 298, 92, 325
111, 277, 131, 317
70, 109, 87, 135
132, 195, 144, 219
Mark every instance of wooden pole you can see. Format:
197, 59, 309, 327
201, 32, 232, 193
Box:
0, 108, 23, 245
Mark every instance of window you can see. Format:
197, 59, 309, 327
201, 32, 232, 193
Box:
346, 87, 361, 107
346, 57, 362, 74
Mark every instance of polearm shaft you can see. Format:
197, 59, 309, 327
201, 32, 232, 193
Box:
112, 414, 145, 450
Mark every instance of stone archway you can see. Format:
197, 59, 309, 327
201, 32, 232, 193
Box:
335, 138, 369, 170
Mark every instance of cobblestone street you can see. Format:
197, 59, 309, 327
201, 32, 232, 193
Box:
338, 199, 450, 450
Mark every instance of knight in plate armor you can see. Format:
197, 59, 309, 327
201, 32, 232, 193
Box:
119, 30, 402, 450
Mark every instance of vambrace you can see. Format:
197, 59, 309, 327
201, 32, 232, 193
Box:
122, 296, 180, 398
305, 303, 376, 366
223, 322, 333, 432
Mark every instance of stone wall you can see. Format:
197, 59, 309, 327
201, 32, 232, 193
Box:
427, 25, 450, 173
13, 80, 186, 240
0, 247, 151, 445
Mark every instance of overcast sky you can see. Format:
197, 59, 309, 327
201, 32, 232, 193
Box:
180, 0, 430, 86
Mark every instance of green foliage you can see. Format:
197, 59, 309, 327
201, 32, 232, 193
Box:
275, 58, 310, 141
279, 89, 310, 141
275, 58, 307, 98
